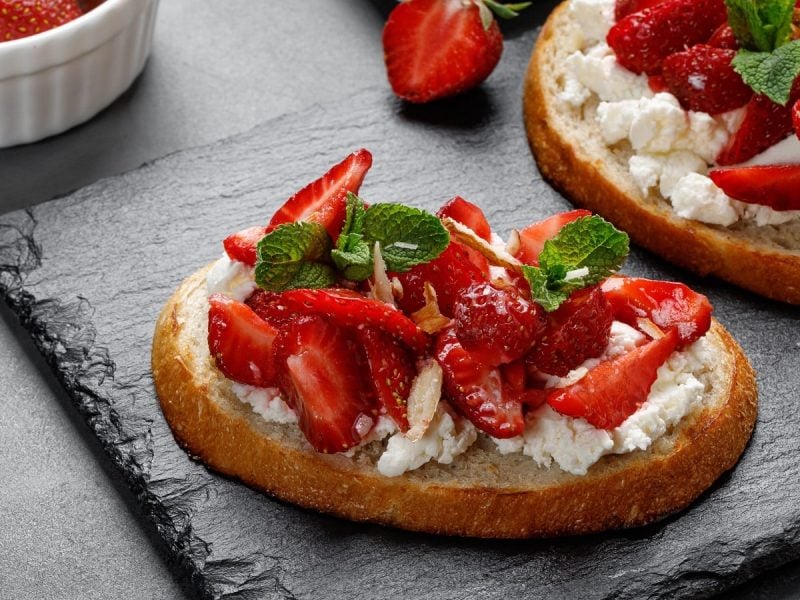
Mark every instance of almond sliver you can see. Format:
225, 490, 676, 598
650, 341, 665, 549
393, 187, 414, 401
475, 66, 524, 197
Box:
410, 282, 451, 334
405, 360, 444, 442
441, 217, 523, 274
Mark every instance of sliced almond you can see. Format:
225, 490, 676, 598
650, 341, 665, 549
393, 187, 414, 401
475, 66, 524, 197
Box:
405, 360, 443, 442
441, 216, 523, 275
410, 282, 451, 334
369, 241, 396, 307
637, 317, 665, 340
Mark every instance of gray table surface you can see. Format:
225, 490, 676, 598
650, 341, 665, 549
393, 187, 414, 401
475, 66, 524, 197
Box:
1, 2, 798, 598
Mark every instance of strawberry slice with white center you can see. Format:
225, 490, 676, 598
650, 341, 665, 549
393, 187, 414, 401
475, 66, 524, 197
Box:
356, 327, 415, 431
606, 0, 727, 75
270, 288, 429, 352
548, 329, 679, 430
223, 150, 373, 266
601, 276, 712, 347
435, 327, 524, 438
512, 210, 591, 265
708, 165, 800, 212
274, 315, 376, 453
382, 0, 503, 104
207, 294, 279, 387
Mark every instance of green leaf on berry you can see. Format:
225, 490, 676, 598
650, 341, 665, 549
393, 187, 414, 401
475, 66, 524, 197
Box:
733, 41, 800, 105
483, 0, 532, 20
255, 222, 336, 291
725, 0, 795, 52
521, 215, 630, 312
331, 194, 373, 280
361, 203, 450, 272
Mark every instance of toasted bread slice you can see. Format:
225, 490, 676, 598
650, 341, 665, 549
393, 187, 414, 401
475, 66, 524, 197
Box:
523, 2, 800, 304
152, 266, 757, 538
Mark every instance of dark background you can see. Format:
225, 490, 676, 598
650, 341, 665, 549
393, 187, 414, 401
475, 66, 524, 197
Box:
0, 1, 798, 598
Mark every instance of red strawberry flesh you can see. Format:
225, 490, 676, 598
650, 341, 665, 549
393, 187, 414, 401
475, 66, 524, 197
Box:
223, 226, 268, 266
708, 165, 800, 211
274, 316, 376, 453
614, 0, 668, 21
793, 100, 800, 140
435, 327, 524, 438
707, 24, 739, 49
606, 0, 727, 75
1, 0, 82, 42
513, 210, 591, 265
601, 276, 712, 346
548, 330, 679, 429
437, 196, 492, 241
207, 294, 279, 387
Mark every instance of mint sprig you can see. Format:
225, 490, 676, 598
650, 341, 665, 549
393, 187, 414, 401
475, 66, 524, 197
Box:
331, 193, 372, 281
726, 0, 795, 52
254, 222, 336, 291
521, 216, 629, 312
732, 41, 800, 105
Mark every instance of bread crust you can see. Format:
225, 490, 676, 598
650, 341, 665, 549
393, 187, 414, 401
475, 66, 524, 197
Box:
523, 2, 800, 305
152, 266, 757, 538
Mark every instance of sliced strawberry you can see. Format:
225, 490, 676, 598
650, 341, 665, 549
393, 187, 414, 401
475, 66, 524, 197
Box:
223, 225, 268, 266
0, 0, 82, 42
274, 316, 376, 453
271, 288, 429, 352
525, 286, 613, 377
244, 289, 296, 327
391, 241, 488, 317
383, 0, 503, 103
648, 74, 669, 93
707, 24, 739, 49
513, 210, 592, 266
793, 99, 800, 139
717, 82, 800, 165
548, 330, 679, 429
606, 0, 727, 75
267, 149, 373, 238
453, 282, 544, 366
614, 0, 668, 21
662, 45, 751, 114
708, 165, 800, 211
601, 276, 712, 346
356, 327, 415, 431
207, 294, 279, 387
435, 327, 524, 438
437, 196, 492, 241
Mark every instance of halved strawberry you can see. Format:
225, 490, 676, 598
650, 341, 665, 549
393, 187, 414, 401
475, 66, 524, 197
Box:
268, 149, 373, 238
383, 0, 503, 103
614, 0, 668, 21
662, 45, 751, 114
547, 329, 679, 429
453, 282, 544, 366
707, 24, 738, 49
207, 294, 279, 387
513, 210, 591, 265
601, 276, 712, 346
271, 288, 429, 352
391, 241, 488, 317
435, 327, 524, 438
606, 0, 727, 75
274, 316, 376, 453
716, 82, 800, 165
0, 0, 82, 42
793, 99, 800, 139
525, 286, 613, 377
356, 327, 415, 431
437, 196, 492, 241
708, 165, 800, 211
223, 225, 268, 266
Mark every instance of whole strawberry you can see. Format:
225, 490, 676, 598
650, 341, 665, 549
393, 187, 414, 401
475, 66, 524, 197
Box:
0, 0, 83, 42
383, 0, 529, 103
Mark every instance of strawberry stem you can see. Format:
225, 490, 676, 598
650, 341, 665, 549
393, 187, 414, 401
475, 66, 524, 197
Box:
482, 0, 532, 20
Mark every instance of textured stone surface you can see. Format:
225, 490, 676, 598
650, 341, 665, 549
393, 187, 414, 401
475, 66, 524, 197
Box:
1, 14, 799, 600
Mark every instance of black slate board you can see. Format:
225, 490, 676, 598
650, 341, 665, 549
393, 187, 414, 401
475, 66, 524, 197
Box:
1, 28, 799, 599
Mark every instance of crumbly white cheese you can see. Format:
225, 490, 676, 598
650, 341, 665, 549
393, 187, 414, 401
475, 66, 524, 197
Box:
206, 254, 257, 302
563, 0, 800, 227
377, 405, 477, 477
231, 383, 298, 424
492, 324, 714, 475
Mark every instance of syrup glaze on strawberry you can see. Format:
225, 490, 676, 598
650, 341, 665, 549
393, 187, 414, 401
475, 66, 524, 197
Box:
206, 151, 714, 456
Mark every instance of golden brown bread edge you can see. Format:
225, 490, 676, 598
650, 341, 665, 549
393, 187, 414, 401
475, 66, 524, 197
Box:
523, 2, 800, 305
152, 267, 757, 538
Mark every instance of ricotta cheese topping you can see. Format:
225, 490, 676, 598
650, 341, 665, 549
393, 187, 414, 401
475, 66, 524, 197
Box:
562, 0, 800, 227
207, 254, 257, 302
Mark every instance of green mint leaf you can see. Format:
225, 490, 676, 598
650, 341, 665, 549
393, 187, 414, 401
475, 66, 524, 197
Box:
522, 216, 629, 311
361, 203, 450, 273
537, 215, 629, 284
330, 193, 372, 281
733, 41, 800, 105
339, 192, 367, 240
254, 222, 336, 291
483, 0, 532, 19
725, 0, 795, 51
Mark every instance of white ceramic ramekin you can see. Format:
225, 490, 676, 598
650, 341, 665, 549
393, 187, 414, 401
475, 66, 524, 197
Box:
0, 0, 159, 147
